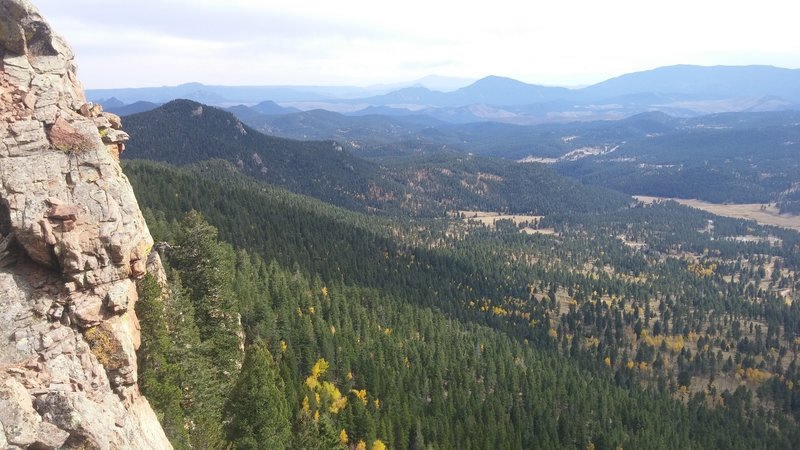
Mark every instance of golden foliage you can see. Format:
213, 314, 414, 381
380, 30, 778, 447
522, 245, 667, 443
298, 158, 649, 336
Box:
736, 366, 773, 383
339, 429, 349, 446
688, 262, 717, 277
323, 381, 348, 413
351, 389, 368, 406
372, 440, 387, 450
304, 358, 349, 415
491, 305, 509, 317
311, 358, 329, 379
305, 376, 319, 390
641, 332, 684, 352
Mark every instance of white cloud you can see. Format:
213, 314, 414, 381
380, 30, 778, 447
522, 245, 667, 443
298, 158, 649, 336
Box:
33, 0, 800, 88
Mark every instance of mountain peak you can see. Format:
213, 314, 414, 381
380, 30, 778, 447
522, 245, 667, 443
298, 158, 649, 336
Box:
177, 81, 205, 88
475, 74, 525, 83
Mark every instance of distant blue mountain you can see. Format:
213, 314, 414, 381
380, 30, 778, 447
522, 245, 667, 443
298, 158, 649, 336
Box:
356, 86, 449, 106
347, 105, 418, 117
579, 65, 800, 102
105, 101, 161, 116
355, 76, 571, 108
225, 102, 300, 124
86, 83, 378, 104
250, 100, 300, 115
358, 66, 800, 109
88, 65, 800, 123
98, 97, 125, 108
447, 76, 572, 105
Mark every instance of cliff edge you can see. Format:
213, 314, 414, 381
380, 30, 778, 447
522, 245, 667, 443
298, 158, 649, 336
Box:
0, 0, 172, 448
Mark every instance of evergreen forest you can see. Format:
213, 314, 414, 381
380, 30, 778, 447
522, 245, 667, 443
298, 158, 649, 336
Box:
125, 152, 800, 448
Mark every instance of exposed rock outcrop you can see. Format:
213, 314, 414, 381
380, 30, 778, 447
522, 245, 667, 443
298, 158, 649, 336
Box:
0, 0, 171, 448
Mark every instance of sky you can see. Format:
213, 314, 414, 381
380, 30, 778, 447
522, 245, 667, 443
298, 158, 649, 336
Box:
33, 0, 800, 89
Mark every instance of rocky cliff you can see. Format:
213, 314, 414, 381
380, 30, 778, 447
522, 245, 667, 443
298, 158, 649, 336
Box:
0, 0, 172, 448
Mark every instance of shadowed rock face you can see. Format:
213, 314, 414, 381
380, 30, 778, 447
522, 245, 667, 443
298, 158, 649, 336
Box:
0, 0, 171, 448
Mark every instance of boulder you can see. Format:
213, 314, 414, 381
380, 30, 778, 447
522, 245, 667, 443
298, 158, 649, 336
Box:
0, 376, 40, 447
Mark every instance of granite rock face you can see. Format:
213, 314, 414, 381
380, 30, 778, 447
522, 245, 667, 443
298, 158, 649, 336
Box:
0, 0, 171, 448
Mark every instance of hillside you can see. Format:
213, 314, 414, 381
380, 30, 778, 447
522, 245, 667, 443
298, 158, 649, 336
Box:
123, 100, 422, 214
225, 105, 800, 207
384, 153, 630, 214
123, 100, 629, 217
234, 107, 443, 147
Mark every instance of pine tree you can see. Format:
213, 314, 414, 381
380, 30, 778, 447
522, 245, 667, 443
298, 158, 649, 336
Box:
225, 343, 292, 449
135, 274, 190, 449
167, 271, 228, 449
172, 210, 243, 380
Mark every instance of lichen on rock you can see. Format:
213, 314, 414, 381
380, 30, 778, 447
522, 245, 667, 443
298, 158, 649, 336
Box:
0, 0, 171, 448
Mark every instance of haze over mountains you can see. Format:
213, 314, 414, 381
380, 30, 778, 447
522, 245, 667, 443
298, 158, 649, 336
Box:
91, 64, 800, 124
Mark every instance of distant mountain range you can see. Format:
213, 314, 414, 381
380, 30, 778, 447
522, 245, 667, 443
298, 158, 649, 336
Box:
92, 65, 800, 124
90, 75, 476, 106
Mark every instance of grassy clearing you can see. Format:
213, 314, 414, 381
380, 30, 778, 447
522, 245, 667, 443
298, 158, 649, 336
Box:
457, 210, 544, 226
634, 196, 800, 232
456, 210, 558, 236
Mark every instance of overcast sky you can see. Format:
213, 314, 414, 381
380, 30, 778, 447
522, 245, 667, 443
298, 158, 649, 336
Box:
33, 0, 800, 89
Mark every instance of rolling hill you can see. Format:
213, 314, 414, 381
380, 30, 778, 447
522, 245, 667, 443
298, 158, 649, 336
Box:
223, 102, 800, 206
122, 100, 420, 214
122, 100, 630, 216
